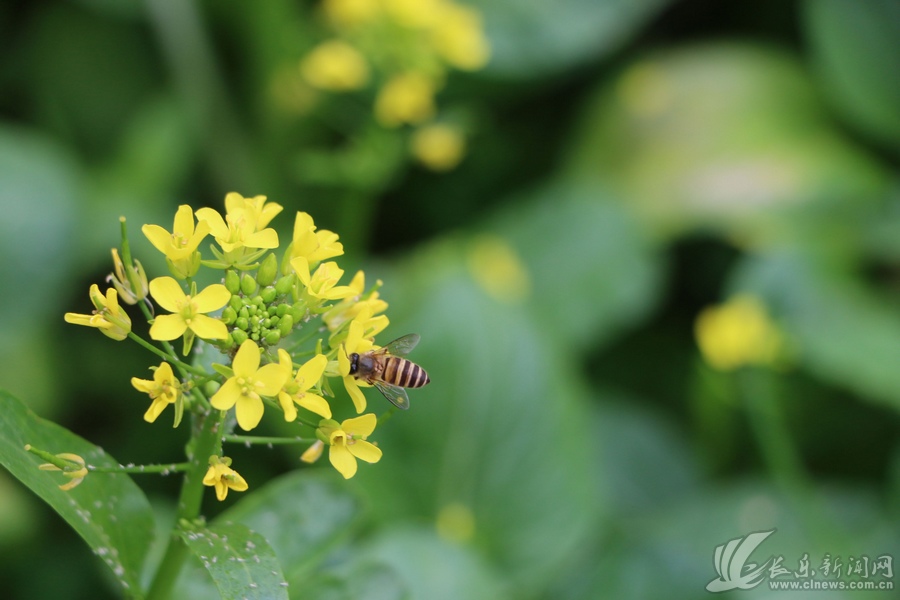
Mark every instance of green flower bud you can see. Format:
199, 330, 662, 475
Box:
235, 317, 249, 330
260, 286, 277, 304
253, 296, 265, 308
239, 306, 249, 319
279, 314, 294, 336
257, 253, 278, 287
275, 274, 295, 296
221, 306, 237, 325
264, 330, 281, 345
224, 270, 241, 294
250, 331, 259, 341
204, 380, 221, 397
229, 295, 243, 313
240, 273, 257, 296
232, 329, 248, 345
269, 315, 280, 327
276, 303, 288, 317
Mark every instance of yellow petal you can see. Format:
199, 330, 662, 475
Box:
214, 480, 229, 501
172, 205, 195, 238
64, 313, 96, 327
344, 377, 367, 413
210, 378, 241, 410
255, 363, 288, 396
187, 314, 228, 340
192, 284, 231, 313
297, 354, 327, 390
131, 377, 155, 394
329, 444, 357, 479
227, 471, 248, 492
291, 256, 312, 286
142, 224, 173, 255
244, 228, 279, 249
154, 362, 175, 384
185, 219, 211, 253
338, 346, 351, 376
149, 314, 188, 340
296, 392, 332, 419
202, 464, 221, 486
149, 277, 186, 313
278, 391, 298, 422
232, 340, 261, 378
144, 397, 169, 423
235, 395, 265, 431
342, 413, 377, 437
349, 439, 382, 464
195, 208, 228, 238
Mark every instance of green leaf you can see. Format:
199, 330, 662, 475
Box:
470, 0, 673, 78
803, 0, 900, 149
216, 471, 363, 581
177, 521, 288, 600
0, 390, 154, 597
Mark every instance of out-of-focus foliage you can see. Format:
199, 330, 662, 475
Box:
1, 0, 899, 598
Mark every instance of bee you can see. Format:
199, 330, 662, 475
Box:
348, 333, 430, 410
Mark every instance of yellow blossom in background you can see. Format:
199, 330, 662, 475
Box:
38, 452, 88, 491
64, 284, 132, 341
142, 205, 210, 279
695, 294, 784, 371
467, 235, 531, 304
375, 73, 437, 127
276, 351, 332, 420
148, 277, 230, 342
202, 456, 248, 501
224, 192, 283, 230
436, 502, 476, 543
290, 211, 344, 267
322, 0, 381, 28
301, 40, 370, 91
131, 362, 181, 424
430, 3, 490, 70
411, 123, 466, 171
318, 414, 382, 479
384, 0, 444, 28
210, 340, 288, 431
108, 248, 148, 305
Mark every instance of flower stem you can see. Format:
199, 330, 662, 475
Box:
222, 434, 316, 446
128, 332, 207, 377
88, 462, 190, 475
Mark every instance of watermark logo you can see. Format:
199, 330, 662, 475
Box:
706, 529, 895, 593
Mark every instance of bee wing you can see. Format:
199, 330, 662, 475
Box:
373, 380, 410, 411
378, 334, 421, 357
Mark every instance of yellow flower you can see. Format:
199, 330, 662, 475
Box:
142, 205, 210, 279
384, 0, 443, 29
292, 257, 357, 301
195, 206, 279, 255
317, 414, 382, 479
430, 3, 490, 70
107, 248, 148, 305
38, 452, 88, 491
290, 211, 344, 267
276, 351, 331, 420
224, 192, 283, 230
300, 440, 325, 463
301, 40, 370, 91
322, 0, 381, 28
64, 284, 132, 341
337, 318, 375, 413
466, 234, 531, 304
148, 277, 230, 341
695, 294, 784, 371
131, 362, 181, 424
323, 270, 389, 332
202, 456, 248, 501
411, 123, 466, 171
210, 340, 288, 431
374, 73, 437, 127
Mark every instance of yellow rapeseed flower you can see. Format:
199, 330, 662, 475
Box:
142, 205, 210, 279
411, 123, 466, 171
374, 73, 437, 127
695, 294, 784, 371
202, 455, 248, 501
322, 0, 381, 28
301, 40, 370, 91
64, 284, 132, 341
148, 277, 230, 342
38, 452, 88, 491
276, 351, 332, 420
224, 192, 283, 230
317, 414, 382, 479
210, 340, 288, 431
290, 211, 344, 267
131, 362, 181, 424
292, 257, 357, 302
430, 3, 490, 70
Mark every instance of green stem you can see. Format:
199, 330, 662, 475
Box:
128, 332, 207, 377
222, 434, 316, 445
88, 462, 190, 474
146, 409, 224, 600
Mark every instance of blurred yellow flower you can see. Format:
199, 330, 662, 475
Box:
322, 0, 381, 28
300, 439, 325, 463
411, 123, 466, 171
430, 3, 490, 70
695, 294, 784, 371
467, 235, 531, 304
202, 456, 248, 501
64, 284, 132, 341
374, 73, 437, 127
131, 362, 181, 424
301, 40, 370, 91
384, 0, 443, 28
318, 414, 382, 479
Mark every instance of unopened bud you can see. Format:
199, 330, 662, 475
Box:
257, 253, 278, 287
224, 270, 241, 294
240, 273, 257, 296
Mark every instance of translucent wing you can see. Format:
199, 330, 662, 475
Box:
377, 334, 420, 357
373, 380, 411, 410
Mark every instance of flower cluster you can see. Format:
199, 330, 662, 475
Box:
299, 0, 489, 170
62, 192, 404, 493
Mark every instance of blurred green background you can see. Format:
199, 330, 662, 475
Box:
1, 0, 899, 598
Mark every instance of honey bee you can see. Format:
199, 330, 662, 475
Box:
348, 334, 430, 410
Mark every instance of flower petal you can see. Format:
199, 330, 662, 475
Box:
296, 354, 327, 390
210, 378, 241, 410
291, 256, 312, 286
329, 444, 357, 479
192, 284, 231, 313
131, 377, 154, 394
149, 277, 186, 313
144, 397, 169, 423
188, 314, 228, 340
149, 314, 188, 340
245, 228, 279, 249
232, 340, 261, 377
235, 395, 265, 431
195, 207, 228, 238
342, 413, 377, 436
349, 439, 382, 464
255, 364, 288, 396
172, 205, 196, 238
344, 377, 367, 413
278, 391, 298, 422
296, 392, 332, 419
142, 224, 173, 255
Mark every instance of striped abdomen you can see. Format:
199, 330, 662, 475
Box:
381, 356, 430, 388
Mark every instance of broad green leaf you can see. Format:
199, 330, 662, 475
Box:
470, 0, 672, 78
216, 471, 363, 580
803, 0, 900, 150
178, 521, 288, 600
0, 390, 154, 597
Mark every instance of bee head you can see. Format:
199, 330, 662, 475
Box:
348, 352, 359, 375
